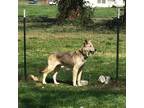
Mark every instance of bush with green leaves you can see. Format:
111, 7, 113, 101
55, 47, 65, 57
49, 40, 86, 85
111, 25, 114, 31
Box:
56, 0, 94, 26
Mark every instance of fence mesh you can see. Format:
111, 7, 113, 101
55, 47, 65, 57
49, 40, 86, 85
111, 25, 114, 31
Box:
18, 0, 126, 83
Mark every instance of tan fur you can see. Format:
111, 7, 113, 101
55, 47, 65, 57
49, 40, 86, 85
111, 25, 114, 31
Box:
41, 40, 96, 86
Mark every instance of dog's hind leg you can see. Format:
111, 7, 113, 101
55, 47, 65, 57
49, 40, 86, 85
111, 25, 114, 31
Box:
42, 72, 48, 84
53, 72, 60, 85
42, 65, 58, 84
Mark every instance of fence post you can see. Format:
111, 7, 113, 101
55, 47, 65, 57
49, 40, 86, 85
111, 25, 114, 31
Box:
116, 8, 120, 81
23, 9, 27, 80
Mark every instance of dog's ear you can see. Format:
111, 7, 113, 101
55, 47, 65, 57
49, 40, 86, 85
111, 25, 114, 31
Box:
84, 39, 88, 43
84, 39, 92, 43
83, 39, 88, 46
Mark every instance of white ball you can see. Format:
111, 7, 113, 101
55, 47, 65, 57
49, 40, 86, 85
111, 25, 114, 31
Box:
105, 76, 111, 84
98, 75, 106, 83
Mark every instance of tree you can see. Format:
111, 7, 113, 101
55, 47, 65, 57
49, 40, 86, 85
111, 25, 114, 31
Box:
56, 0, 94, 25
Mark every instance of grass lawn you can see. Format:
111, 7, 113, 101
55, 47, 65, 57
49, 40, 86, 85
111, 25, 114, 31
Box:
18, 26, 126, 107
18, 3, 126, 108
18, 3, 121, 18
18, 4, 58, 18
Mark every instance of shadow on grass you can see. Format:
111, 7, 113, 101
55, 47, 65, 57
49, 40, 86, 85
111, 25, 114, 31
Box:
18, 15, 126, 33
83, 16, 125, 33
18, 16, 59, 30
19, 83, 125, 107
45, 78, 72, 85
19, 56, 126, 107
18, 54, 126, 84
18, 16, 59, 24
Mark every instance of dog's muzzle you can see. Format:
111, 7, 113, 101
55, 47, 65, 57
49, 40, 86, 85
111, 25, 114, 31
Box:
90, 49, 97, 54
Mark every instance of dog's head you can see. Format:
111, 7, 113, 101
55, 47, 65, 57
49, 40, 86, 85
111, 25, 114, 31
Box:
82, 40, 96, 57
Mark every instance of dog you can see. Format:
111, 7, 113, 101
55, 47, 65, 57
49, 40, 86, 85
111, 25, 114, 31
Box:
41, 40, 96, 86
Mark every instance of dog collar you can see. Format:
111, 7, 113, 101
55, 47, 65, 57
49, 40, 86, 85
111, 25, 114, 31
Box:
78, 49, 88, 59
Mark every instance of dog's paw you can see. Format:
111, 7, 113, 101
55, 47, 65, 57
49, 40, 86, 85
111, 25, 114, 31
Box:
42, 82, 47, 85
54, 82, 60, 85
78, 83, 82, 86
73, 84, 78, 87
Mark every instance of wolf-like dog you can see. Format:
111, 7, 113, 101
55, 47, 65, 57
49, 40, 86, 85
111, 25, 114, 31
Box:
41, 40, 96, 86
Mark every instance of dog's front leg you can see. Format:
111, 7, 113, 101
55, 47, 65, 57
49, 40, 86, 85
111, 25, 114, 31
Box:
77, 70, 82, 86
72, 66, 79, 86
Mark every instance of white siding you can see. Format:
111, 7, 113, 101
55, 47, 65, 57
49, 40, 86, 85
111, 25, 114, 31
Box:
84, 0, 125, 8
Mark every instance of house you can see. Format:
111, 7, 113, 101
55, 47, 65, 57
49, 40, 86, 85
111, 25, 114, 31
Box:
84, 0, 125, 8
48, 0, 57, 5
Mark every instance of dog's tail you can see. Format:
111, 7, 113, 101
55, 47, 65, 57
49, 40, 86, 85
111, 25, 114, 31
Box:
39, 66, 48, 73
29, 74, 39, 82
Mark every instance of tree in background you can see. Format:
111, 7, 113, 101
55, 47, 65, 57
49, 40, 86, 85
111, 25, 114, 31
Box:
56, 0, 94, 25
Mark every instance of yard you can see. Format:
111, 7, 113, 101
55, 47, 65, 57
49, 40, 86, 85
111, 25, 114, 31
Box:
18, 3, 126, 108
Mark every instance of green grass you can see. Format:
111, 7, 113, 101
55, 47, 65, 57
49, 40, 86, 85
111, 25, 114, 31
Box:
18, 25, 126, 107
93, 8, 117, 18
19, 81, 125, 108
18, 3, 122, 18
18, 4, 58, 17
18, 3, 125, 107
